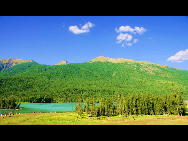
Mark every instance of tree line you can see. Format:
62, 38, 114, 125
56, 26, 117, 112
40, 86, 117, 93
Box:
0, 97, 20, 109
75, 93, 186, 117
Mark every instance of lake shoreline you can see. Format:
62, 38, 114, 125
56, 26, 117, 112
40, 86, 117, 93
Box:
0, 102, 80, 114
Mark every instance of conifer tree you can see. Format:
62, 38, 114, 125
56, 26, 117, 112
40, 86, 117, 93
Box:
75, 93, 83, 116
91, 98, 96, 116
137, 94, 142, 115
116, 94, 121, 115
121, 95, 125, 115
84, 97, 90, 115
105, 99, 109, 116
99, 98, 104, 116
128, 95, 133, 115
132, 95, 137, 115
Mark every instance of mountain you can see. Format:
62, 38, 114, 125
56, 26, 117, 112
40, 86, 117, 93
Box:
90, 56, 170, 68
0, 58, 33, 71
89, 56, 136, 63
55, 60, 69, 65
0, 56, 188, 102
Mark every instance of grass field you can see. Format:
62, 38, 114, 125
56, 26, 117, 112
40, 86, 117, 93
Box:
1, 101, 188, 125
1, 112, 188, 125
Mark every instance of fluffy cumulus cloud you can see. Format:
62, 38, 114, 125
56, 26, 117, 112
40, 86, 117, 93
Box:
115, 26, 134, 33
167, 49, 188, 62
116, 33, 133, 47
115, 25, 146, 35
69, 22, 95, 34
115, 25, 146, 47
116, 33, 133, 43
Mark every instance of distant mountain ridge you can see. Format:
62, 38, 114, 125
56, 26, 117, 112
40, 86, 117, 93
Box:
90, 56, 136, 63
55, 60, 69, 65
0, 58, 33, 71
0, 56, 183, 71
90, 56, 172, 69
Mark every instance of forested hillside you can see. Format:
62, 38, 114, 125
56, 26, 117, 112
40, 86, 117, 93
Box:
0, 57, 188, 103
0, 58, 33, 71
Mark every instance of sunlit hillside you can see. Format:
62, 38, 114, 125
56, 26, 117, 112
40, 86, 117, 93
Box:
0, 56, 188, 102
0, 58, 33, 71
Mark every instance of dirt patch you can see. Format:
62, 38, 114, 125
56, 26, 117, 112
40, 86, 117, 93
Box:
17, 116, 34, 124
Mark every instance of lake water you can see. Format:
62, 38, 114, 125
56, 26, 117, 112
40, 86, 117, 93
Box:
1, 101, 186, 114
0, 103, 83, 114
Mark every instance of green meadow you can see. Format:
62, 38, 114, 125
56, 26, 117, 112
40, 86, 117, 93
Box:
1, 111, 188, 125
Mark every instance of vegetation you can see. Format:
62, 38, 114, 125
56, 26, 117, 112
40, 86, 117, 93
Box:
0, 58, 33, 71
76, 93, 186, 117
0, 57, 188, 104
28, 95, 54, 103
0, 57, 188, 124
0, 97, 20, 109
1, 112, 188, 125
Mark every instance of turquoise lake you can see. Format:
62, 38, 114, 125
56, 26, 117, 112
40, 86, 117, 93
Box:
0, 103, 83, 114
1, 101, 185, 114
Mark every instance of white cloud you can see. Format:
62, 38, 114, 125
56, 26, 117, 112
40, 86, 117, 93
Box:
116, 33, 136, 47
133, 39, 138, 43
116, 33, 134, 47
116, 33, 133, 43
115, 25, 146, 34
115, 26, 135, 33
115, 25, 146, 47
126, 43, 132, 46
167, 49, 188, 62
81, 22, 94, 30
69, 22, 95, 34
134, 26, 146, 34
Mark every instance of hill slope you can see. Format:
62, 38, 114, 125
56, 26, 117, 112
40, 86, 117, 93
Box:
0, 56, 188, 102
0, 58, 33, 71
55, 60, 69, 65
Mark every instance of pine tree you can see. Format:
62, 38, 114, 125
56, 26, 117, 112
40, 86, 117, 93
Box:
99, 98, 103, 116
105, 99, 109, 116
129, 95, 133, 115
75, 93, 83, 116
84, 97, 90, 115
176, 94, 186, 116
121, 95, 125, 115
116, 94, 121, 115
132, 95, 137, 115
91, 98, 96, 116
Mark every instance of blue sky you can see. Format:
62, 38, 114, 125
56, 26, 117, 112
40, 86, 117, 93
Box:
0, 16, 188, 70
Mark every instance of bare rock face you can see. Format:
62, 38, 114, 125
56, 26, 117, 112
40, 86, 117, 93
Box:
0, 58, 33, 71
89, 56, 168, 68
0, 58, 33, 64
89, 56, 136, 63
55, 60, 69, 65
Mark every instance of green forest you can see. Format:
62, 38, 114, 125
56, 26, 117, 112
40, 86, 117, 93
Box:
0, 60, 188, 105
76, 93, 186, 117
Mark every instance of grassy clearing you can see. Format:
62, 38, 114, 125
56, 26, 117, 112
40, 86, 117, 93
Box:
1, 101, 188, 125
1, 112, 188, 125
